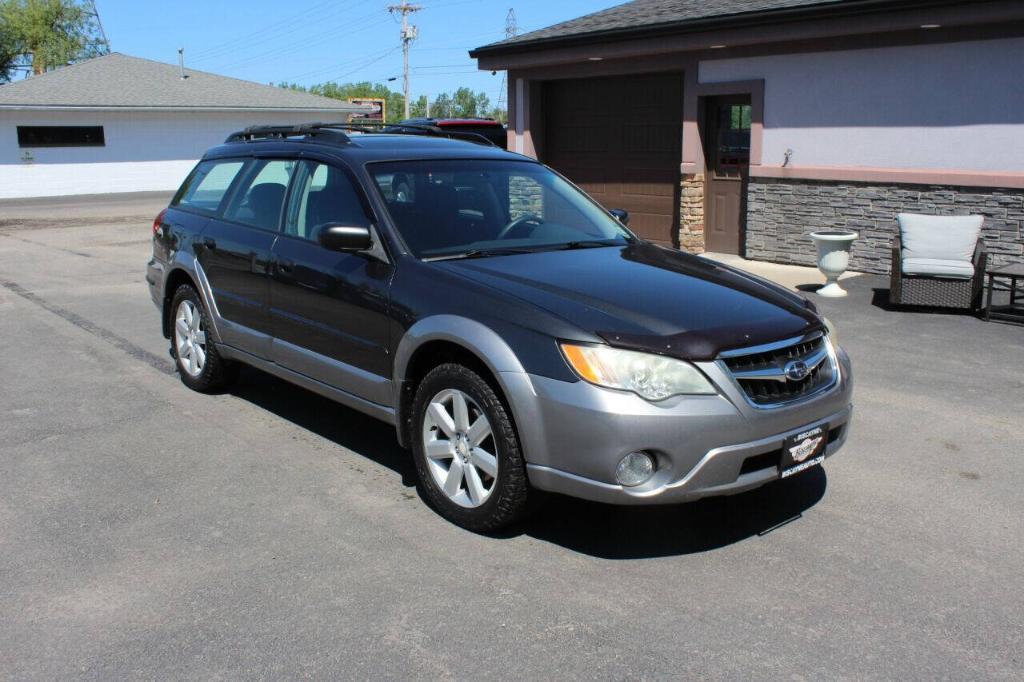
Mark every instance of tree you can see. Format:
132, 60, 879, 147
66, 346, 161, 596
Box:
0, 0, 107, 77
408, 94, 428, 119
276, 81, 497, 123
0, 18, 18, 82
429, 92, 453, 118
428, 88, 492, 119
278, 80, 407, 123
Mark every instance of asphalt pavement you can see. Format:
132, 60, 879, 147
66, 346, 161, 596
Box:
1, 194, 1021, 679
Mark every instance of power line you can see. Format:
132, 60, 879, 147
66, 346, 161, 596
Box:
209, 11, 390, 73
188, 0, 343, 61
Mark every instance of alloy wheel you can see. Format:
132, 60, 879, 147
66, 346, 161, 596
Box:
174, 299, 207, 377
421, 388, 498, 508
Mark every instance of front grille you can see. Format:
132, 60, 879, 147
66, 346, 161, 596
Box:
721, 334, 835, 407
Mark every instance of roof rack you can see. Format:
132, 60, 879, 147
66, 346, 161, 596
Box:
223, 122, 355, 144
381, 122, 497, 147
224, 121, 497, 147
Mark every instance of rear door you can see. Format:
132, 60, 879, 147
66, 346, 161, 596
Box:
196, 157, 296, 357
268, 158, 393, 405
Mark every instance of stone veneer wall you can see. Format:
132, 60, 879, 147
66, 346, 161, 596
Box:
679, 173, 705, 253
509, 175, 544, 220
746, 178, 1024, 274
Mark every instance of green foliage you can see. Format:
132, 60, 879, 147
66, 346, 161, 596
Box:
409, 94, 428, 119
0, 17, 17, 81
0, 0, 108, 78
278, 80, 405, 122
275, 80, 505, 124
429, 87, 490, 119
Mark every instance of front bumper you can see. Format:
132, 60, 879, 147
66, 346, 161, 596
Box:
504, 347, 853, 505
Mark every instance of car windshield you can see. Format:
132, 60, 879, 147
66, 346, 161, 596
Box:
368, 159, 634, 259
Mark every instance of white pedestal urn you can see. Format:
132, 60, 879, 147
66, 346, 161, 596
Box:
809, 230, 859, 298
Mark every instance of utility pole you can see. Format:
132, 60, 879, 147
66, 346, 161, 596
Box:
388, 1, 422, 119
496, 8, 517, 119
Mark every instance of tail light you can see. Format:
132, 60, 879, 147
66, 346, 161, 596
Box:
152, 208, 167, 237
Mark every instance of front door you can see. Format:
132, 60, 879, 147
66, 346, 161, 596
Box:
269, 159, 393, 405
703, 95, 751, 255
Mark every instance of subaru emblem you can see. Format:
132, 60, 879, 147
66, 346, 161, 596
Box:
784, 360, 810, 382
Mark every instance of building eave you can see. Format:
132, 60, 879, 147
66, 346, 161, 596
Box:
469, 0, 985, 59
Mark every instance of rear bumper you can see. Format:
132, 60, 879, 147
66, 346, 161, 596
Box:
146, 258, 164, 310
506, 346, 853, 505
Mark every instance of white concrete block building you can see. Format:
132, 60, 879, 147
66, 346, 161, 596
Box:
0, 53, 368, 199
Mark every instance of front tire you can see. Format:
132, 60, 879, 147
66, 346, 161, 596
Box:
411, 363, 532, 532
170, 284, 235, 392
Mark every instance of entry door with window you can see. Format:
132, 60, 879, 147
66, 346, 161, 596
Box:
269, 160, 393, 403
704, 96, 752, 255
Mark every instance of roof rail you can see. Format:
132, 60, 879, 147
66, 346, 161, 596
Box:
223, 122, 356, 144
380, 122, 497, 147
223, 121, 497, 147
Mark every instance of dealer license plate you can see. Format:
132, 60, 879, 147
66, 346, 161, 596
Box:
780, 424, 827, 479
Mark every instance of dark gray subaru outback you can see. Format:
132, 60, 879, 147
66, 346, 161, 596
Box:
147, 123, 853, 531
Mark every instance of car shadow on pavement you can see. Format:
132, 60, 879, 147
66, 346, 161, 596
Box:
228, 367, 418, 487
514, 469, 828, 559
227, 366, 827, 559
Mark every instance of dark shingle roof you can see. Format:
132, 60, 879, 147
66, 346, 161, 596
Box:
0, 53, 368, 111
472, 0, 887, 54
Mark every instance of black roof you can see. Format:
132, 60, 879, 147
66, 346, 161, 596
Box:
471, 0, 927, 55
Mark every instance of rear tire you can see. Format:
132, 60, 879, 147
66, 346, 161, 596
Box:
411, 363, 532, 532
170, 284, 235, 393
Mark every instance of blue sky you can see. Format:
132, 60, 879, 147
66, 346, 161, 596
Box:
95, 0, 619, 109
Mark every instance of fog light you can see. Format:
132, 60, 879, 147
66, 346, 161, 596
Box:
616, 451, 656, 487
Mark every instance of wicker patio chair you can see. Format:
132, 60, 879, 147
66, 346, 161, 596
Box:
889, 213, 987, 310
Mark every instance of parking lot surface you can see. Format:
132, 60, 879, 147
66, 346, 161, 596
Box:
1, 195, 1022, 679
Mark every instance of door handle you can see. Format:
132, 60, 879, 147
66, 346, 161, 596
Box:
276, 259, 295, 275
202, 237, 217, 250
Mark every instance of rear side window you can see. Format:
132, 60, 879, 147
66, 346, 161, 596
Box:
223, 159, 296, 231
174, 160, 246, 213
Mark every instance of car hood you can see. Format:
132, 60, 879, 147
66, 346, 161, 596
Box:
435, 243, 822, 361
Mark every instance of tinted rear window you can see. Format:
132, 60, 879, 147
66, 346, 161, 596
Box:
443, 125, 506, 148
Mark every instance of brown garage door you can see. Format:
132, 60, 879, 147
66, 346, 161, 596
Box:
543, 73, 683, 246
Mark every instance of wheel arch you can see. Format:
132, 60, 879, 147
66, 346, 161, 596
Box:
162, 267, 198, 338
162, 257, 223, 345
393, 316, 530, 449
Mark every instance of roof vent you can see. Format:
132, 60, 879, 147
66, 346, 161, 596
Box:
177, 48, 188, 80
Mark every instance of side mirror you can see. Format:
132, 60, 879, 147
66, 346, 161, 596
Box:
318, 224, 373, 252
609, 208, 630, 226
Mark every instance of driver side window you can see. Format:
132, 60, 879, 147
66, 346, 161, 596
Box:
285, 161, 371, 243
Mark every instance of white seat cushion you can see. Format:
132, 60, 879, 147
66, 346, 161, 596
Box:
898, 213, 982, 262
901, 257, 976, 279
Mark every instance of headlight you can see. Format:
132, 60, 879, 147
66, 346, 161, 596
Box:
823, 317, 839, 349
560, 343, 716, 401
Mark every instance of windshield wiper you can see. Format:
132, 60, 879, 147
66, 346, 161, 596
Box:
424, 247, 538, 262
555, 239, 628, 250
